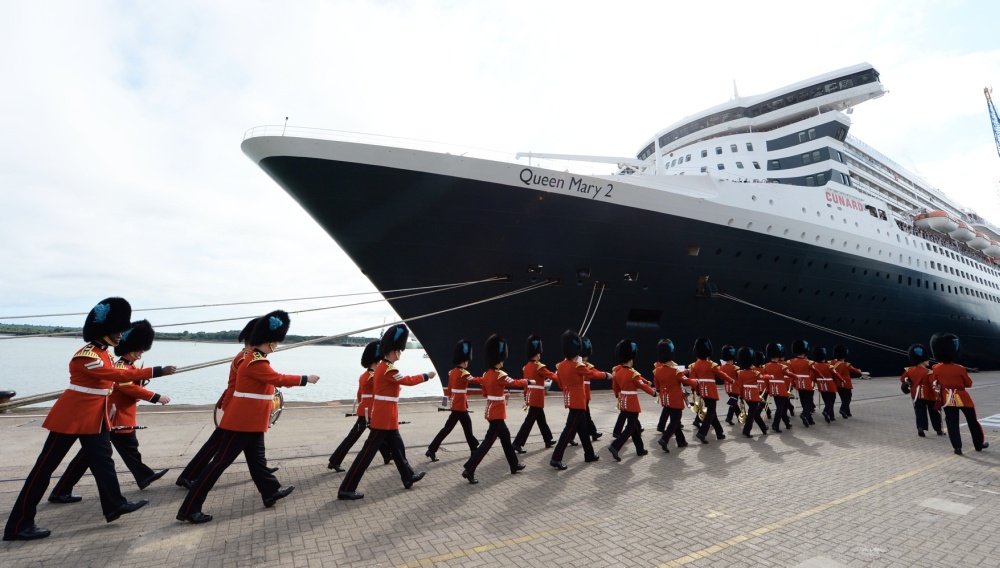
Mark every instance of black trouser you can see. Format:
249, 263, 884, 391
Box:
513, 406, 552, 447
177, 429, 280, 517
330, 417, 392, 467
838, 388, 853, 416
659, 408, 687, 446
913, 399, 942, 433
179, 427, 224, 483
820, 391, 837, 420
464, 419, 519, 474
742, 401, 768, 436
338, 428, 415, 493
725, 395, 740, 423
552, 409, 596, 462
51, 431, 154, 496
696, 398, 724, 439
585, 402, 599, 437
610, 411, 644, 453
656, 407, 669, 432
944, 406, 985, 451
612, 410, 627, 437
429, 411, 479, 453
797, 390, 816, 421
4, 427, 127, 539
771, 396, 792, 430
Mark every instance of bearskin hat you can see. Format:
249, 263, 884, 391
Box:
526, 334, 543, 358
114, 320, 154, 356
237, 318, 260, 344
736, 346, 755, 369
792, 339, 809, 356
616, 339, 637, 365
720, 344, 736, 362
379, 323, 409, 354
485, 334, 507, 367
766, 342, 784, 360
907, 344, 929, 366
581, 337, 593, 358
811, 345, 827, 362
833, 344, 848, 360
561, 330, 582, 359
657, 339, 675, 363
931, 333, 959, 364
754, 348, 767, 368
82, 297, 132, 343
361, 341, 381, 368
453, 338, 473, 365
249, 310, 291, 346
693, 337, 712, 360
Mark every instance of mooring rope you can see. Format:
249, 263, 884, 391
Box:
716, 292, 908, 356
580, 282, 607, 338
0, 279, 555, 410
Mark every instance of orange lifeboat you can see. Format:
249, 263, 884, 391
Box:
985, 240, 1000, 257
968, 231, 991, 250
949, 221, 975, 242
913, 210, 959, 233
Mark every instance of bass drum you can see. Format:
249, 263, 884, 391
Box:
212, 390, 284, 427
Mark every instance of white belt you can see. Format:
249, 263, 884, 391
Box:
620, 390, 638, 395
450, 389, 467, 394
486, 396, 505, 401
67, 384, 111, 396
583, 381, 591, 385
744, 385, 759, 389
360, 394, 373, 399
527, 385, 546, 390
374, 395, 399, 402
696, 379, 715, 383
795, 374, 809, 378
234, 391, 273, 401
768, 379, 784, 384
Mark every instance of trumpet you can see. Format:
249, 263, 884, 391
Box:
737, 398, 748, 425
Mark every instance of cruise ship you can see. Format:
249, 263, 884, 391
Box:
242, 63, 1000, 377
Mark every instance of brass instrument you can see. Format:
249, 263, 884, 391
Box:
737, 398, 748, 425
689, 390, 706, 421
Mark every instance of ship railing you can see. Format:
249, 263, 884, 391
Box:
243, 125, 620, 177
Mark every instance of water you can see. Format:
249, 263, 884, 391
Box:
0, 337, 443, 408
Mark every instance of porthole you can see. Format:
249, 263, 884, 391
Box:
744, 282, 751, 289
816, 211, 821, 217
830, 238, 835, 245
802, 207, 807, 213
752, 195, 757, 201
767, 225, 773, 233
814, 290, 821, 295
807, 260, 814, 267
783, 229, 789, 236
715, 248, 723, 255
769, 199, 774, 205
798, 288, 804, 294
735, 251, 742, 257
824, 263, 829, 269
756, 253, 763, 260
801, 232, 806, 239
747, 222, 753, 229
727, 219, 735, 226
815, 235, 821, 242
774, 256, 780, 262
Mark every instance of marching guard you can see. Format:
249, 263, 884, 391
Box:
549, 330, 610, 470
460, 335, 528, 484
48, 320, 172, 503
900, 344, 943, 437
338, 324, 434, 500
177, 310, 320, 523
786, 340, 817, 426
4, 298, 176, 541
653, 339, 689, 451
581, 337, 606, 442
929, 333, 988, 455
425, 339, 481, 462
762, 343, 794, 432
685, 337, 733, 444
607, 340, 655, 461
736, 347, 768, 437
512, 334, 559, 453
329, 341, 393, 470
719, 345, 740, 426
831, 345, 862, 418
811, 346, 839, 423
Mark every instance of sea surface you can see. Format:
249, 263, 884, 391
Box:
0, 337, 444, 408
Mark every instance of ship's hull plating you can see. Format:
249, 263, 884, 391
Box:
257, 155, 1000, 378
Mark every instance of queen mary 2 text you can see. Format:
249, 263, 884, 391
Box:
519, 168, 614, 199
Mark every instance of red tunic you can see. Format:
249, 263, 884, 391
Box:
582, 361, 607, 402
480, 368, 528, 420
737, 369, 766, 402
218, 349, 248, 410
932, 363, 975, 408
653, 363, 688, 409
556, 359, 604, 410
831, 360, 861, 390
220, 350, 304, 433
900, 365, 936, 402
685, 359, 731, 400
445, 367, 481, 412
613, 366, 655, 413
719, 362, 738, 395
369, 359, 426, 430
522, 361, 556, 408
812, 361, 838, 393
786, 357, 816, 391
43, 343, 156, 435
355, 369, 376, 420
108, 359, 160, 434
762, 361, 793, 397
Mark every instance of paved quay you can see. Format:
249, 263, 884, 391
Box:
2, 374, 1000, 567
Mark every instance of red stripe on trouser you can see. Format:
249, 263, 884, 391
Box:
342, 431, 381, 490
12, 434, 64, 531
182, 432, 237, 516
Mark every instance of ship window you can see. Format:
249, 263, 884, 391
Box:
736, 162, 744, 169
812, 151, 821, 162
701, 149, 708, 158
933, 282, 937, 290
730, 144, 738, 153
715, 147, 723, 155
917, 279, 921, 287
817, 173, 826, 184
685, 154, 691, 162
700, 166, 707, 173
835, 127, 847, 141
671, 159, 677, 167
808, 128, 816, 140
770, 160, 780, 170
802, 153, 812, 165
798, 132, 807, 143
806, 177, 815, 186
746, 142, 754, 151
837, 151, 843, 162
753, 161, 761, 169
717, 164, 725, 170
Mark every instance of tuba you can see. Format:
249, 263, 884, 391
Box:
737, 398, 748, 425
689, 390, 704, 420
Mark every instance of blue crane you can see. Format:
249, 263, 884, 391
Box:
987, 87, 1000, 159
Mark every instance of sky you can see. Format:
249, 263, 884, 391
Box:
2, 0, 1000, 337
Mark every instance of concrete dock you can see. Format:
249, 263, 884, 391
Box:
2, 374, 999, 567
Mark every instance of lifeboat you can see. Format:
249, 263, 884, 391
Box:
913, 210, 959, 233
985, 240, 1000, 257
949, 221, 975, 242
968, 231, 991, 250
